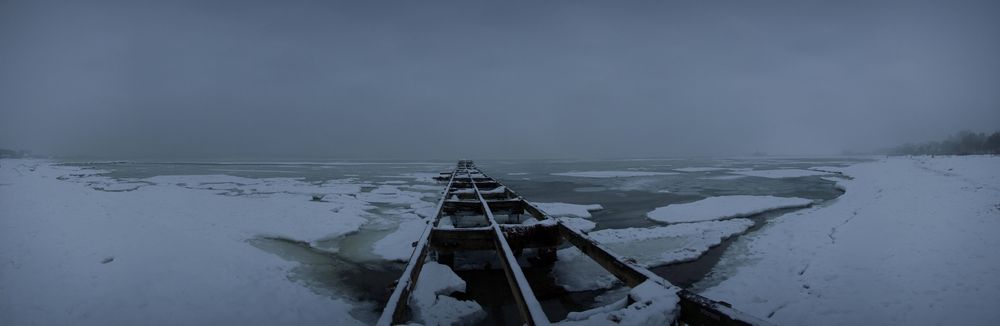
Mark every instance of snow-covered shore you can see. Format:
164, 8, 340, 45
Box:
699, 156, 1000, 325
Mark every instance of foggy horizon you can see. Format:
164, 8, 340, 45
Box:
2, 0, 999, 160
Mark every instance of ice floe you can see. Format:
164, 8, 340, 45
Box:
552, 171, 679, 178
701, 175, 746, 181
552, 247, 620, 291
647, 195, 814, 224
372, 215, 428, 261
728, 169, 830, 178
409, 262, 485, 325
674, 167, 731, 172
557, 280, 679, 325
588, 219, 755, 267
534, 202, 604, 218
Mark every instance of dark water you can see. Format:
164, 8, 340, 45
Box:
66, 157, 864, 324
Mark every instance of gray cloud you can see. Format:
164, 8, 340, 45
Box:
2, 0, 999, 159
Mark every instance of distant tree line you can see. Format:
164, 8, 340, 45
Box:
889, 130, 1000, 155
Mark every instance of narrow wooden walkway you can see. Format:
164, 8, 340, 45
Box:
377, 160, 766, 325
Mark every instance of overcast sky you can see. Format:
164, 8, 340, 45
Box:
2, 0, 998, 160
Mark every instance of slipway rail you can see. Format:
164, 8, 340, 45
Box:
377, 160, 767, 326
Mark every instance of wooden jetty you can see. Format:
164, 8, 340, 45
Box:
378, 160, 767, 325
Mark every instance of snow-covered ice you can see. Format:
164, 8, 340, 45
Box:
728, 169, 830, 178
557, 280, 679, 325
647, 195, 813, 224
698, 156, 1000, 325
534, 202, 604, 218
408, 262, 484, 325
0, 159, 440, 326
552, 171, 679, 178
552, 247, 620, 291
589, 219, 755, 267
701, 175, 746, 181
674, 167, 731, 172
552, 218, 753, 293
372, 214, 427, 261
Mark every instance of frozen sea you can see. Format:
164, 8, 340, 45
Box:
2, 157, 863, 325
82, 157, 855, 230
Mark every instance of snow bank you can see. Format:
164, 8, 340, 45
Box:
552, 171, 679, 178
409, 262, 485, 325
535, 202, 604, 218
647, 195, 813, 224
699, 156, 1000, 325
588, 219, 754, 267
728, 169, 829, 178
